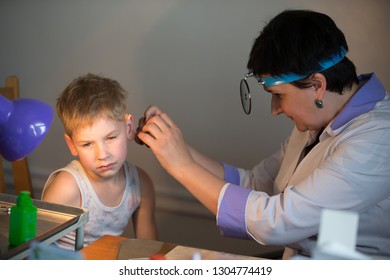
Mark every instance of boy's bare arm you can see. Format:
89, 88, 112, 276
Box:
41, 171, 82, 208
132, 167, 158, 240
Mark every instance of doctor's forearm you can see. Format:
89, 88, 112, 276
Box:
188, 145, 225, 179
170, 161, 225, 215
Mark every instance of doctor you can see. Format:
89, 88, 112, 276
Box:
137, 10, 390, 259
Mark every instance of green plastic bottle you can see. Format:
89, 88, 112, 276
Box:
9, 191, 38, 247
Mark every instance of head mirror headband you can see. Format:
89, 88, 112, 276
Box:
258, 47, 347, 87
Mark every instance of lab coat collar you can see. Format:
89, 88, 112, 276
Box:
329, 73, 386, 132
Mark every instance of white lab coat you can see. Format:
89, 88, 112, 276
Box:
217, 73, 390, 258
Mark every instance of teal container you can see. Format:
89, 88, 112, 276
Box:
9, 191, 38, 247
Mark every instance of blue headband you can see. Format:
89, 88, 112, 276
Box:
259, 47, 347, 87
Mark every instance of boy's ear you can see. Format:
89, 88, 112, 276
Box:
64, 134, 78, 157
125, 114, 136, 141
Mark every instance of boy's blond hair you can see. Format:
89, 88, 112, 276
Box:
57, 73, 128, 137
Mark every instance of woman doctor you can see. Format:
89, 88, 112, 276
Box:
137, 10, 390, 259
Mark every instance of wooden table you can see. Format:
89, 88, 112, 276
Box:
80, 235, 261, 260
80, 235, 127, 260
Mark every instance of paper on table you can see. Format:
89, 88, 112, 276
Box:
165, 245, 260, 260
117, 239, 261, 260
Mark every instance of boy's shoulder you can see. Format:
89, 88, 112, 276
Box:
42, 166, 81, 206
46, 161, 81, 186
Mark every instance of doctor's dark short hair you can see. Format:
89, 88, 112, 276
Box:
247, 10, 358, 93
57, 73, 128, 137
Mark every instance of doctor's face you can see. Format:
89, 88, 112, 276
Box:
267, 83, 323, 132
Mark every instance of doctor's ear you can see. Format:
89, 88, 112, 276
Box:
311, 73, 327, 92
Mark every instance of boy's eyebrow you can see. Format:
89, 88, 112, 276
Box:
75, 129, 120, 143
75, 139, 92, 144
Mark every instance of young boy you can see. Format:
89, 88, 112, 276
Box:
42, 73, 158, 250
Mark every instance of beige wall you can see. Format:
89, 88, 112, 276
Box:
1, 0, 389, 256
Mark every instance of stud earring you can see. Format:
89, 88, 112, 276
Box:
314, 99, 323, 109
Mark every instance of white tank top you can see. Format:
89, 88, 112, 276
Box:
42, 160, 141, 250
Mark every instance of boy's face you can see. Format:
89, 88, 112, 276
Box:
64, 115, 135, 180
